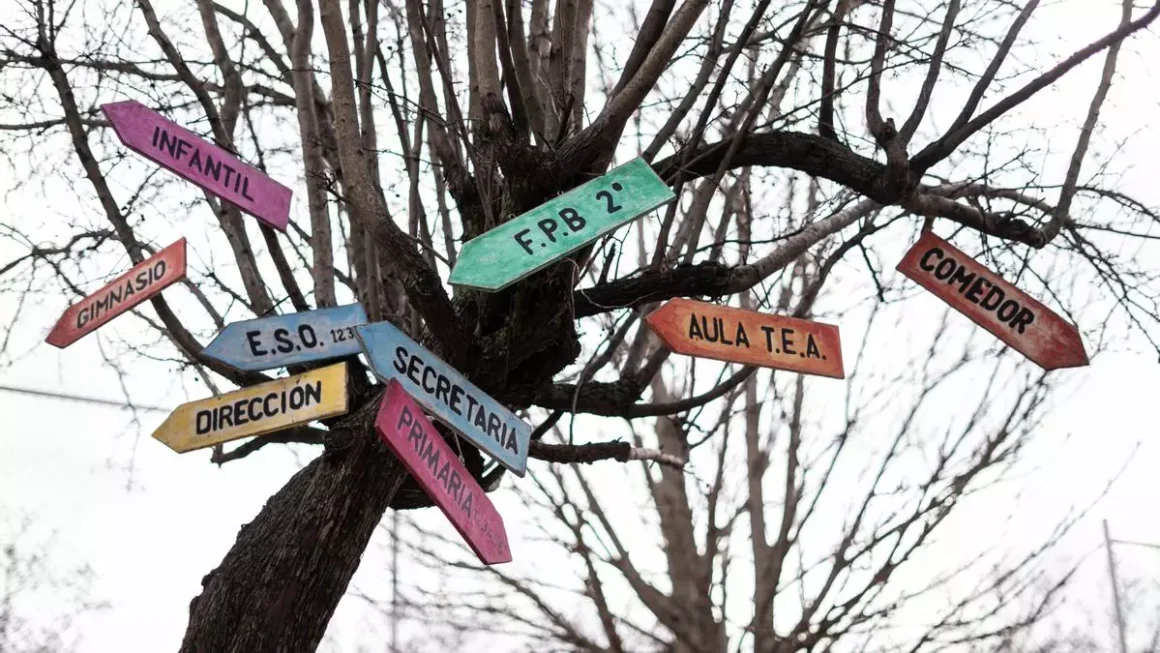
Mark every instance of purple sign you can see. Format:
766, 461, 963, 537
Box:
101, 100, 292, 231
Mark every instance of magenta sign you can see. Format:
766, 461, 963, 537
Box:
101, 100, 292, 231
375, 380, 512, 565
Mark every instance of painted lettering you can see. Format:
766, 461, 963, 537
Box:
514, 229, 534, 255
487, 414, 501, 443
422, 439, 442, 472
246, 330, 266, 356
781, 328, 797, 356
393, 346, 409, 374
273, 328, 294, 353
805, 335, 821, 359
919, 247, 943, 271
435, 376, 451, 406
406, 355, 423, 386
735, 322, 750, 348
688, 314, 704, 340
196, 410, 212, 435
537, 218, 559, 242
450, 384, 465, 415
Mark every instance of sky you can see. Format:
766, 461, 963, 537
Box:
2, 0, 1160, 651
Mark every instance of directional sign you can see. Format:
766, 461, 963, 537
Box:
448, 157, 675, 291
355, 320, 531, 476
376, 380, 512, 565
896, 231, 1088, 371
152, 362, 349, 453
646, 298, 846, 379
101, 100, 292, 231
201, 303, 368, 372
46, 238, 187, 349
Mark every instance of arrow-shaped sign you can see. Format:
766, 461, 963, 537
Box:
646, 298, 846, 379
101, 100, 292, 231
896, 231, 1088, 371
448, 157, 675, 291
47, 238, 187, 349
152, 362, 349, 453
201, 303, 368, 372
355, 320, 531, 476
376, 380, 512, 565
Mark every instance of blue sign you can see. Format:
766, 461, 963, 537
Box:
356, 320, 530, 476
202, 304, 368, 372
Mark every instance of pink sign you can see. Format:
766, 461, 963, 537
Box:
101, 100, 291, 231
376, 380, 512, 565
47, 238, 187, 349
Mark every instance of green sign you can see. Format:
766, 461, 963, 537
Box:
448, 157, 675, 291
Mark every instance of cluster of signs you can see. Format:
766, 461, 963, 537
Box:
43, 101, 1090, 565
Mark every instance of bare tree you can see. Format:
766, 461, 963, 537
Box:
380, 290, 1105, 652
0, 514, 107, 653
1, 0, 1158, 650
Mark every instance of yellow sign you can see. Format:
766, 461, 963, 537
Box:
152, 362, 349, 453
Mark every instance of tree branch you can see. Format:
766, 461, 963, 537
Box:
911, 1, 1160, 173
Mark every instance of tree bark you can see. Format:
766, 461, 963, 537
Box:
179, 396, 406, 652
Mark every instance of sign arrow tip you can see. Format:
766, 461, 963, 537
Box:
1041, 326, 1090, 371
151, 414, 184, 453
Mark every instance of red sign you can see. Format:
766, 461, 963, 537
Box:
645, 298, 845, 378
46, 239, 187, 349
375, 380, 512, 565
896, 231, 1088, 371
101, 100, 292, 231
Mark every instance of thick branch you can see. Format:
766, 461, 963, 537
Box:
318, 0, 464, 357
529, 441, 685, 468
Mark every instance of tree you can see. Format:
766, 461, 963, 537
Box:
1, 0, 1157, 650
0, 514, 107, 653
375, 289, 1100, 652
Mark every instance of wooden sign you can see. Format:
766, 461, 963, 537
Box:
101, 100, 292, 231
448, 157, 675, 291
152, 362, 349, 453
376, 380, 512, 565
356, 320, 531, 476
645, 298, 845, 379
896, 231, 1088, 371
202, 303, 368, 372
46, 238, 187, 349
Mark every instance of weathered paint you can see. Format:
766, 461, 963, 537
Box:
645, 298, 846, 379
201, 303, 368, 372
896, 231, 1089, 371
355, 320, 531, 476
101, 100, 292, 231
46, 238, 187, 349
152, 362, 349, 453
376, 380, 512, 565
448, 157, 675, 291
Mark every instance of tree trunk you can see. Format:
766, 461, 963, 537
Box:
179, 398, 405, 652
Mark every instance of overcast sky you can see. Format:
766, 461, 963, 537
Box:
3, 0, 1160, 651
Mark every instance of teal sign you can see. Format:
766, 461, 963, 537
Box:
448, 157, 675, 291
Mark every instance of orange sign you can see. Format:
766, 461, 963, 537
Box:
896, 231, 1088, 371
46, 239, 187, 349
645, 298, 845, 378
